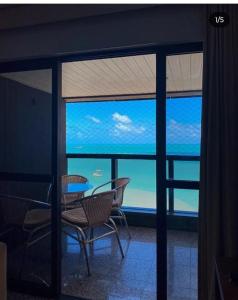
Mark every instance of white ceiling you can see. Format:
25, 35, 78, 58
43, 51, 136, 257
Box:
0, 53, 203, 101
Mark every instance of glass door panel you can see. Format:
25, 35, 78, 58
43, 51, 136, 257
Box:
166, 52, 203, 300
63, 54, 157, 299
0, 68, 54, 295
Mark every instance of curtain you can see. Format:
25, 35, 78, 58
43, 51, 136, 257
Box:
199, 4, 238, 300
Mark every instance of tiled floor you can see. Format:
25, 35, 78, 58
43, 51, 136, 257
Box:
61, 226, 198, 300
167, 230, 198, 300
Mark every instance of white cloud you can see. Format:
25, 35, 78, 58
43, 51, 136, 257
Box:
133, 126, 146, 134
112, 112, 132, 124
111, 111, 145, 136
167, 119, 201, 141
76, 130, 83, 138
86, 115, 101, 124
115, 123, 131, 132
112, 129, 120, 137
66, 123, 84, 140
114, 122, 145, 135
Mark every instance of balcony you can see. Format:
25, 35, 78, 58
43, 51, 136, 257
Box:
62, 153, 199, 299
66, 154, 200, 229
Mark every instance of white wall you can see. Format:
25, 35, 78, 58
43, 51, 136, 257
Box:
0, 5, 204, 61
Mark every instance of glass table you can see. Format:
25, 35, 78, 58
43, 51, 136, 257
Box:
62, 182, 93, 194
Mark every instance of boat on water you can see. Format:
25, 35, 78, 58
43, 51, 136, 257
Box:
92, 169, 103, 177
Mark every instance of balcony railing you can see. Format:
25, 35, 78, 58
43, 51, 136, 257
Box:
166, 155, 200, 215
66, 154, 200, 215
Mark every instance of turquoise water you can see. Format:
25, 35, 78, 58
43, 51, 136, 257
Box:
67, 143, 156, 154
67, 144, 200, 212
67, 143, 200, 156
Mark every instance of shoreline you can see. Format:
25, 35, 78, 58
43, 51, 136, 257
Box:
123, 187, 197, 212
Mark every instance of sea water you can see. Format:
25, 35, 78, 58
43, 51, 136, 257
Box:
67, 143, 200, 212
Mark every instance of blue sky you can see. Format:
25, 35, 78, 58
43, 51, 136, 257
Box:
166, 97, 202, 144
66, 97, 201, 146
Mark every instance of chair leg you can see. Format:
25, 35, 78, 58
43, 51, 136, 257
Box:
90, 228, 94, 240
119, 216, 123, 227
109, 218, 124, 259
19, 224, 52, 282
19, 243, 28, 280
18, 231, 33, 280
89, 228, 95, 249
82, 242, 91, 276
76, 231, 91, 276
115, 229, 125, 259
118, 209, 131, 239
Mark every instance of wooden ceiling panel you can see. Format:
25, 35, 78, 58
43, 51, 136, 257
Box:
0, 53, 202, 100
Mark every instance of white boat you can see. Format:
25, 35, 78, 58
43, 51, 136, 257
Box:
92, 169, 103, 177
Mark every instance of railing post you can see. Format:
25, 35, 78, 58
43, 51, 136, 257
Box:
168, 158, 174, 213
156, 51, 167, 300
111, 158, 118, 189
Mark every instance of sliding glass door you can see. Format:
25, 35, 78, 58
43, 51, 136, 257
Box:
0, 44, 202, 300
62, 53, 158, 299
61, 46, 202, 300
0, 62, 61, 297
166, 52, 203, 300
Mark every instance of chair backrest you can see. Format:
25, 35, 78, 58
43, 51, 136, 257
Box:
81, 190, 115, 227
61, 175, 88, 207
46, 182, 53, 203
0, 182, 52, 226
62, 175, 87, 185
114, 177, 130, 207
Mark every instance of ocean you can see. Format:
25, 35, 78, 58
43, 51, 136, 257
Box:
67, 143, 200, 212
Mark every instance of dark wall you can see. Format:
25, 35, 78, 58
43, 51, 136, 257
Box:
0, 76, 52, 174
0, 4, 154, 30
0, 78, 6, 173
0, 75, 53, 205
0, 5, 204, 61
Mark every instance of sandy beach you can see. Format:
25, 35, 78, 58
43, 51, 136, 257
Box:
123, 187, 197, 211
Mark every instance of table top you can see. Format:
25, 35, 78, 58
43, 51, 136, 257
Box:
62, 182, 93, 194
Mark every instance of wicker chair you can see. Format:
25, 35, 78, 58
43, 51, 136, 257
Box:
61, 175, 88, 210
19, 183, 52, 284
62, 190, 124, 276
92, 177, 131, 239
22, 183, 52, 234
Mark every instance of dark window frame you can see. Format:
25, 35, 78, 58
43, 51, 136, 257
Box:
0, 42, 202, 300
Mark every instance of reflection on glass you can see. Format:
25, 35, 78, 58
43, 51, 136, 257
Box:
118, 159, 156, 209
0, 69, 52, 288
